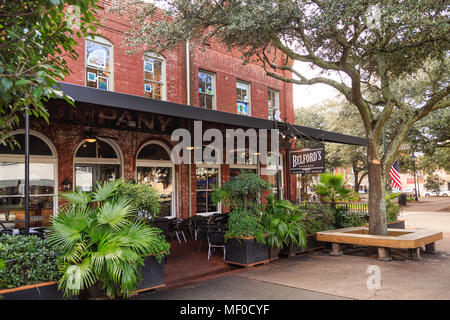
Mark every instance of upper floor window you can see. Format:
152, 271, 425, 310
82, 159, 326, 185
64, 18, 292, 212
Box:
268, 89, 280, 120
198, 70, 216, 110
85, 37, 113, 91
144, 52, 166, 100
236, 81, 251, 116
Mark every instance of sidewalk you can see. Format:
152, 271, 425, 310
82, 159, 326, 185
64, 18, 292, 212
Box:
136, 198, 450, 301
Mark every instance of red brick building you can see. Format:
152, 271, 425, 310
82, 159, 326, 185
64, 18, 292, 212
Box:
0, 1, 364, 227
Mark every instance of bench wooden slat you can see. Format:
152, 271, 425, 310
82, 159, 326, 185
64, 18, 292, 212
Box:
316, 228, 443, 249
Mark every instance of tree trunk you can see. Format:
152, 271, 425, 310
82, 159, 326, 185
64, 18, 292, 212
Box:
353, 169, 360, 192
367, 142, 388, 236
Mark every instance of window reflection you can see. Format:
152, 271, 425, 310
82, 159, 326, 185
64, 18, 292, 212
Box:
196, 167, 219, 214
0, 162, 55, 227
137, 166, 173, 217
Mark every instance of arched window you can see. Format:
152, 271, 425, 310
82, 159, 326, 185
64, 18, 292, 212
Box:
144, 52, 166, 100
0, 131, 57, 227
137, 143, 171, 161
74, 139, 122, 192
136, 141, 174, 217
85, 36, 113, 91
75, 140, 118, 159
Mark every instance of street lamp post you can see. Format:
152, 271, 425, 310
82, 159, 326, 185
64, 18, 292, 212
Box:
411, 154, 419, 201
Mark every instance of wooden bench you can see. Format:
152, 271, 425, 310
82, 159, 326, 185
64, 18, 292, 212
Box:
316, 227, 443, 261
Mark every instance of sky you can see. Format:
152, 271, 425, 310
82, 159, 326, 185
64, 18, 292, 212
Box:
292, 61, 343, 109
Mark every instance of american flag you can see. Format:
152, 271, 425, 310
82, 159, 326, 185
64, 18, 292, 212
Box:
389, 160, 402, 192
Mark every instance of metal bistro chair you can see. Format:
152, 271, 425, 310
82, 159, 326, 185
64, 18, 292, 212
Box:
207, 229, 226, 260
171, 218, 187, 244
194, 217, 210, 252
151, 217, 174, 241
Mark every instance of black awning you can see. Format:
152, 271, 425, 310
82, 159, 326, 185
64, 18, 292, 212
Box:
56, 82, 366, 146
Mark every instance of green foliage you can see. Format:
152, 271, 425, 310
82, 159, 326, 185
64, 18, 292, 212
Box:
113, 0, 449, 235
0, 235, 60, 289
212, 172, 271, 210
0, 0, 99, 146
424, 174, 446, 194
116, 179, 161, 218
299, 204, 335, 234
386, 201, 400, 223
224, 208, 266, 244
48, 181, 170, 299
262, 195, 306, 250
314, 173, 352, 203
332, 207, 365, 229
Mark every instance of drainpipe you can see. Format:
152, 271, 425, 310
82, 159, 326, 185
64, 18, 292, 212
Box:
186, 42, 191, 218
186, 39, 190, 106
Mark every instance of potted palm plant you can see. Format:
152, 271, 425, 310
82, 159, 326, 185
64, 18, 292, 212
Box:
48, 181, 170, 299
262, 195, 307, 260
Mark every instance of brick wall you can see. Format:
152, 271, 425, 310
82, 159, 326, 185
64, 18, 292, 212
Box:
62, 2, 294, 123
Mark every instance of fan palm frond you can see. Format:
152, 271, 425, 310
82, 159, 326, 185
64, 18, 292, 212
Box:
97, 199, 133, 231
60, 188, 92, 206
48, 205, 92, 251
58, 258, 95, 298
92, 180, 120, 202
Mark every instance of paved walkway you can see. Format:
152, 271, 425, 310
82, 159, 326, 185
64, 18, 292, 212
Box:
401, 196, 450, 213
136, 198, 450, 300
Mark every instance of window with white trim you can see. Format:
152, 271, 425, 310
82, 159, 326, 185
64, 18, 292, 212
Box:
85, 38, 113, 91
198, 70, 216, 110
136, 142, 174, 218
268, 89, 280, 120
236, 81, 251, 116
0, 132, 58, 227
144, 53, 165, 100
196, 166, 220, 214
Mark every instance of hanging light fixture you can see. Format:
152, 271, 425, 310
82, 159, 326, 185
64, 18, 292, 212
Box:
84, 136, 97, 143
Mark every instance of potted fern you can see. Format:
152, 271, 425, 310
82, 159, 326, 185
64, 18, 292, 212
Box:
48, 181, 170, 299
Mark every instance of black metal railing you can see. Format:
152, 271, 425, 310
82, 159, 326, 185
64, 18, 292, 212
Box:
298, 201, 369, 214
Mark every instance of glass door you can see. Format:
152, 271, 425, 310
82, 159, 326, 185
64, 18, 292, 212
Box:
75, 164, 120, 192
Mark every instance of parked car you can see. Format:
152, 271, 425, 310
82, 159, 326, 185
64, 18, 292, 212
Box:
424, 191, 449, 197
402, 188, 416, 197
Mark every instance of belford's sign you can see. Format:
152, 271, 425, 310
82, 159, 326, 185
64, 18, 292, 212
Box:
290, 147, 325, 174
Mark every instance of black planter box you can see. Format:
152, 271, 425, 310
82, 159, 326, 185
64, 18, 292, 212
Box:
137, 255, 166, 292
224, 237, 269, 267
0, 282, 73, 300
280, 234, 325, 257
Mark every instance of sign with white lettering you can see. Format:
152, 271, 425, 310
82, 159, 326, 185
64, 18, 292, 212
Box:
290, 148, 325, 174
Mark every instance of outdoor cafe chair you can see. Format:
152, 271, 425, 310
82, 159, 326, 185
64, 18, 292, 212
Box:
207, 230, 226, 260
171, 218, 187, 244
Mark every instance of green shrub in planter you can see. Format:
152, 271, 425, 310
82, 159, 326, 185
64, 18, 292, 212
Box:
116, 179, 161, 219
332, 208, 366, 228
0, 234, 60, 289
300, 204, 335, 234
224, 208, 266, 243
212, 171, 272, 210
262, 195, 306, 250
